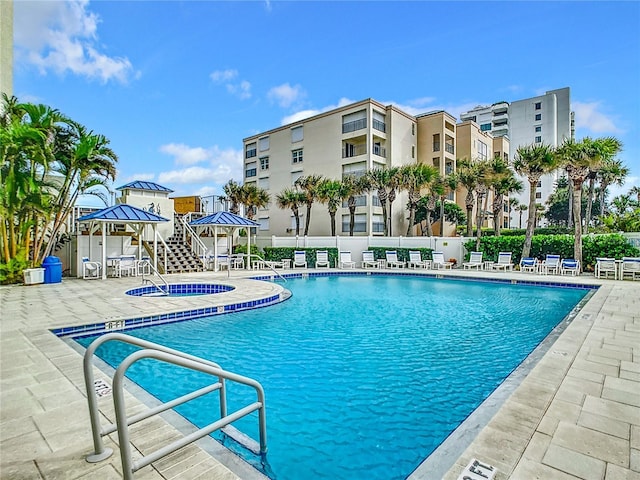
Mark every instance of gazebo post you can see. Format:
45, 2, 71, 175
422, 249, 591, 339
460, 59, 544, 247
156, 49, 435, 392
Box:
153, 224, 158, 273
101, 225, 107, 280
214, 227, 219, 272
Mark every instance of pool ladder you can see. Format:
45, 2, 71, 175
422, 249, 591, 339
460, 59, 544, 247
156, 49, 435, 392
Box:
83, 332, 267, 480
140, 259, 170, 295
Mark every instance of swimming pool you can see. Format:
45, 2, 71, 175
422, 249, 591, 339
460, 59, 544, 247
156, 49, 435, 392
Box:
125, 283, 235, 297
77, 275, 589, 480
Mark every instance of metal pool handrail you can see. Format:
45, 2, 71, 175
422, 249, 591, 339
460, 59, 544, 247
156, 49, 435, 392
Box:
249, 253, 287, 282
140, 259, 169, 295
83, 332, 267, 475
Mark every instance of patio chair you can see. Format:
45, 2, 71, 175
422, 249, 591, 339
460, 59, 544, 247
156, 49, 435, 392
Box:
431, 251, 453, 269
338, 251, 356, 269
293, 250, 307, 269
230, 254, 245, 269
595, 257, 617, 280
492, 252, 514, 271
560, 258, 580, 276
620, 257, 640, 280
82, 257, 102, 280
118, 255, 137, 277
407, 250, 430, 269
519, 257, 537, 273
385, 251, 405, 269
462, 251, 483, 270
539, 254, 561, 275
315, 250, 331, 268
361, 251, 379, 269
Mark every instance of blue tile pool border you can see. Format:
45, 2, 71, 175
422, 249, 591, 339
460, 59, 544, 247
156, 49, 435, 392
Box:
125, 283, 235, 297
52, 271, 597, 339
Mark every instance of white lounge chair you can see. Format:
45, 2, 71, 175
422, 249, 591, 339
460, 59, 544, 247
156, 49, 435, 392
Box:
385, 251, 405, 269
338, 251, 356, 269
519, 257, 537, 273
293, 250, 307, 269
82, 257, 102, 280
462, 251, 483, 270
539, 254, 560, 275
560, 258, 580, 276
620, 257, 640, 280
407, 250, 430, 269
361, 251, 379, 269
492, 252, 513, 271
595, 257, 617, 280
431, 251, 453, 269
315, 250, 330, 268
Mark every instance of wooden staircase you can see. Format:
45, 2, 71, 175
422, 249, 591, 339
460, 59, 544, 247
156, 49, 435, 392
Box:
144, 214, 205, 274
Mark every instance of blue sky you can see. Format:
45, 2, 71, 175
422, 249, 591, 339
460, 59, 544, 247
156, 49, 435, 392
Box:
13, 0, 640, 206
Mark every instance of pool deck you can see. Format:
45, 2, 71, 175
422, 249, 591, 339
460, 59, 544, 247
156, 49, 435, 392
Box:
0, 269, 638, 480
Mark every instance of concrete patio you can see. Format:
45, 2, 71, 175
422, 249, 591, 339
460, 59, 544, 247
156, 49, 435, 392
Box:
0, 269, 638, 479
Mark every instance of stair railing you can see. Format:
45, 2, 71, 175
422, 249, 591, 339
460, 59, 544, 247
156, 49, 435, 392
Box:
180, 214, 208, 270
155, 230, 171, 273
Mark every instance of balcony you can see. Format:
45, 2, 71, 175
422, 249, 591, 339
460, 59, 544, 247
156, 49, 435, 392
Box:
373, 145, 387, 158
492, 112, 508, 122
342, 222, 367, 233
445, 143, 454, 154
372, 119, 386, 133
342, 118, 367, 134
343, 144, 367, 158
342, 170, 366, 181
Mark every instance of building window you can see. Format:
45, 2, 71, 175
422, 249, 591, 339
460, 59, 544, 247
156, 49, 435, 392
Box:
535, 113, 542, 121
258, 177, 269, 190
535, 192, 542, 199
480, 123, 492, 131
537, 180, 542, 187
535, 136, 542, 143
342, 195, 367, 208
291, 126, 303, 143
535, 125, 542, 132
412, 124, 415, 136
412, 145, 415, 159
372, 214, 385, 233
245, 142, 257, 159
260, 156, 269, 170
245, 161, 257, 178
258, 136, 269, 151
258, 218, 269, 231
342, 110, 367, 133
291, 171, 303, 185
342, 162, 366, 180
342, 213, 366, 233
535, 102, 542, 110
292, 149, 303, 164
477, 140, 488, 160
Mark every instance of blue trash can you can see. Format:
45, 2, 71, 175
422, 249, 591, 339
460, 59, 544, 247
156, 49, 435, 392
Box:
42, 256, 63, 284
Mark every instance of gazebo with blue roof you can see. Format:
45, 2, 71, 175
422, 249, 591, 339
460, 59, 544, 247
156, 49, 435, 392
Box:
77, 204, 169, 279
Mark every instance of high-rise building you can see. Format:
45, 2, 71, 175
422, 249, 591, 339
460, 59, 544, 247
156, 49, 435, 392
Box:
0, 0, 13, 98
459, 88, 573, 222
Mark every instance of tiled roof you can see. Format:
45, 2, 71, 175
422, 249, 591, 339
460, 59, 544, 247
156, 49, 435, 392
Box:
77, 204, 170, 223
189, 211, 259, 227
116, 180, 174, 193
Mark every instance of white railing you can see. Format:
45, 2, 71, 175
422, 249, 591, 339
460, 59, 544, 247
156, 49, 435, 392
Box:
180, 214, 207, 269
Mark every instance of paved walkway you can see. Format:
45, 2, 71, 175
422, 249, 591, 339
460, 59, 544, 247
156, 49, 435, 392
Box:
0, 269, 638, 480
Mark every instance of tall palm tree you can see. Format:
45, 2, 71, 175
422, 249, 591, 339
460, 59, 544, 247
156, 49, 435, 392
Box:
316, 178, 344, 236
556, 136, 623, 268
456, 159, 479, 237
222, 179, 242, 215
516, 203, 528, 229
490, 164, 523, 236
240, 183, 270, 220
366, 167, 399, 237
512, 143, 559, 258
437, 174, 458, 237
295, 174, 324, 236
276, 188, 305, 235
508, 197, 520, 229
342, 174, 370, 236
597, 158, 629, 217
386, 167, 402, 236
629, 186, 640, 204
398, 163, 439, 237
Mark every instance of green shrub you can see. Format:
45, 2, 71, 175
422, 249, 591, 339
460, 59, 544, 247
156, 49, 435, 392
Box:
233, 244, 262, 256
464, 233, 639, 270
0, 252, 30, 285
263, 247, 339, 267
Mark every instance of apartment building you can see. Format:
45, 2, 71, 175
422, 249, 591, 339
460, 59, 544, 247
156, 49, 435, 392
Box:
243, 99, 417, 236
460, 88, 573, 217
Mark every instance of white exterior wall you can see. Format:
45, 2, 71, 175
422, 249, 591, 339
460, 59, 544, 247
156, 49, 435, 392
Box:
117, 189, 175, 239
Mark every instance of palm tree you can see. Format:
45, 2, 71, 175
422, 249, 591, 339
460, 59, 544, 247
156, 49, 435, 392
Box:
367, 167, 399, 236
456, 159, 479, 237
508, 197, 520, 229
512, 143, 559, 258
342, 174, 369, 236
516, 203, 528, 229
630, 186, 640, 204
557, 136, 623, 268
597, 158, 629, 217
437, 174, 458, 237
222, 179, 242, 215
316, 178, 344, 236
240, 183, 270, 220
398, 164, 439, 237
490, 164, 523, 236
386, 168, 402, 236
276, 188, 305, 235
473, 159, 493, 250
295, 174, 324, 236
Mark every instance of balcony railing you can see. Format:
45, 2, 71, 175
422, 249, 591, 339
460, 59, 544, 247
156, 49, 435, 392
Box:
372, 222, 385, 233
373, 145, 386, 158
342, 170, 366, 181
342, 118, 367, 134
445, 143, 454, 154
433, 142, 440, 152
343, 144, 367, 158
372, 119, 386, 133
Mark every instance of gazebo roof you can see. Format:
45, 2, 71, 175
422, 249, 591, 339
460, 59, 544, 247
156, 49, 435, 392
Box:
189, 211, 259, 227
116, 180, 174, 193
77, 204, 170, 223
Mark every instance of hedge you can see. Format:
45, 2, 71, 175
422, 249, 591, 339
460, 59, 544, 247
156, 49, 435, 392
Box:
463, 233, 639, 271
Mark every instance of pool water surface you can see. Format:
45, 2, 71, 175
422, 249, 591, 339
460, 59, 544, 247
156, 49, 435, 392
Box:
78, 275, 589, 480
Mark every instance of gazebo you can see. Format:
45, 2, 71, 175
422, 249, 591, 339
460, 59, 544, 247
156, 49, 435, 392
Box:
77, 204, 170, 279
189, 212, 259, 271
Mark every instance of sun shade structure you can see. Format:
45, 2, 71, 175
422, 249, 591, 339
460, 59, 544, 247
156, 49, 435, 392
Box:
190, 212, 259, 271
77, 204, 170, 279
116, 181, 174, 193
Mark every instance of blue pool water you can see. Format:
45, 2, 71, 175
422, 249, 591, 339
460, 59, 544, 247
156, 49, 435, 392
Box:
77, 275, 588, 480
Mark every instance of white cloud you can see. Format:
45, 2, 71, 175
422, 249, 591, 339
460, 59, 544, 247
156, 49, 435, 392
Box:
14, 0, 134, 84
608, 176, 640, 200
226, 80, 252, 100
573, 101, 622, 134
158, 143, 243, 187
210, 69, 238, 83
159, 143, 211, 166
280, 97, 355, 125
268, 83, 305, 108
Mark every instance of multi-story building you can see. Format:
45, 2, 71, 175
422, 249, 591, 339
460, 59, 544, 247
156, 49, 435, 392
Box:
459, 88, 573, 224
243, 99, 418, 236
